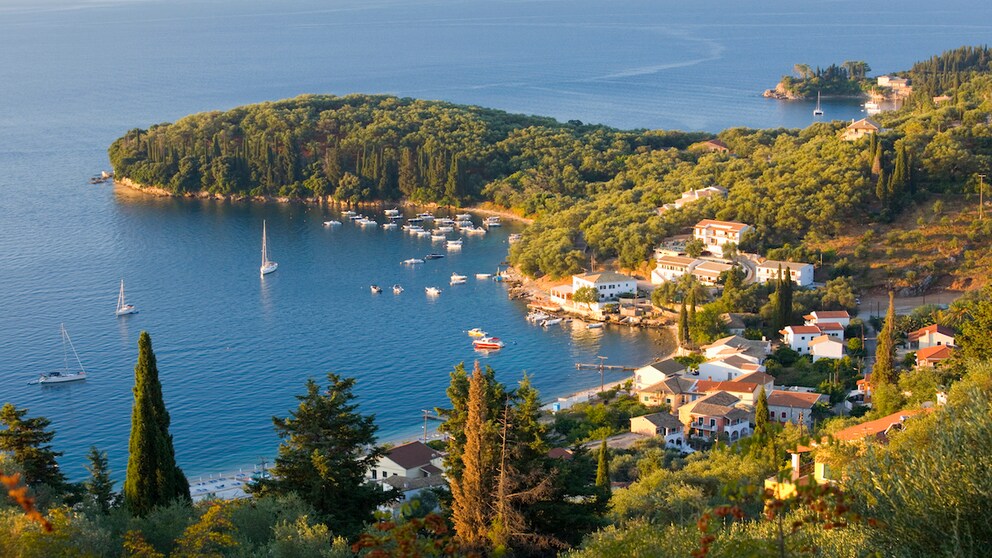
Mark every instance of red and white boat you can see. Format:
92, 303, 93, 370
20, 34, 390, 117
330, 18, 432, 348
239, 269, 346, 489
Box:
473, 336, 505, 350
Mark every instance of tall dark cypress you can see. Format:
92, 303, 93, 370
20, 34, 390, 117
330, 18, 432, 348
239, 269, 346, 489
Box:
123, 332, 190, 516
595, 438, 611, 501
678, 299, 689, 346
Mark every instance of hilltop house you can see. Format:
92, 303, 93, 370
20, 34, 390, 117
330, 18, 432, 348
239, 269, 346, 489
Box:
690, 139, 731, 153
630, 412, 687, 449
571, 271, 638, 303
765, 409, 928, 498
766, 391, 828, 429
692, 219, 752, 249
907, 324, 955, 349
721, 312, 748, 336
809, 335, 845, 362
841, 117, 883, 141
658, 186, 727, 213
755, 260, 815, 287
370, 441, 444, 481
780, 325, 826, 354
651, 255, 700, 284
678, 391, 752, 441
633, 359, 687, 390
692, 379, 763, 406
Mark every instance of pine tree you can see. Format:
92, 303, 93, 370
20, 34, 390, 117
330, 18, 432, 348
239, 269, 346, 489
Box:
249, 373, 391, 537
595, 439, 610, 501
678, 299, 689, 346
754, 387, 769, 439
450, 363, 494, 550
0, 403, 66, 489
872, 291, 897, 387
84, 446, 115, 514
123, 332, 190, 517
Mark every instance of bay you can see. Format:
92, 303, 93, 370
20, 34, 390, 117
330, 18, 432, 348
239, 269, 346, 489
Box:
1, 0, 990, 479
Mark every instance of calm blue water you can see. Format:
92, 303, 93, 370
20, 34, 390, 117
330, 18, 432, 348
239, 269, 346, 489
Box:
1, 0, 990, 480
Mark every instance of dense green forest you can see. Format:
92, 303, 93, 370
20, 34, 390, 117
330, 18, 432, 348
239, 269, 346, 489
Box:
110, 46, 992, 281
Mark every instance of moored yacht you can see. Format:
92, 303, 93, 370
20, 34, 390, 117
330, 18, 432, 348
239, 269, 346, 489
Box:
473, 336, 505, 350
450, 273, 467, 284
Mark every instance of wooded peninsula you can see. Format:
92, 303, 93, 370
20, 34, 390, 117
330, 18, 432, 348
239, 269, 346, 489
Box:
110, 46, 992, 290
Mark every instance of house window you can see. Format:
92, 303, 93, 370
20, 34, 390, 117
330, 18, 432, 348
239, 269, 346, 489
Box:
780, 412, 787, 419
709, 419, 716, 427
372, 470, 377, 479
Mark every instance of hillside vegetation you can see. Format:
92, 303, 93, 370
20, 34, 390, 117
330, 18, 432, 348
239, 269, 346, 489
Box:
110, 46, 992, 289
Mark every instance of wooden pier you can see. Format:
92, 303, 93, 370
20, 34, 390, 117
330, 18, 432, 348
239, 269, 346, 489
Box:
574, 363, 637, 372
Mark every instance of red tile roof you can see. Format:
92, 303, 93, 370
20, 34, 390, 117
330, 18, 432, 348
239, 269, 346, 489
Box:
694, 219, 750, 233
907, 324, 956, 341
385, 441, 442, 470
831, 409, 929, 443
783, 325, 822, 335
767, 391, 826, 409
916, 345, 953, 361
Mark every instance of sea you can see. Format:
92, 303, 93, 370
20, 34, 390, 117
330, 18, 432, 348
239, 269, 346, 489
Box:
1, 0, 990, 481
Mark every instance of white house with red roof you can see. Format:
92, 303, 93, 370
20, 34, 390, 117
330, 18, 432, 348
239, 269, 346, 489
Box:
692, 219, 752, 248
369, 441, 445, 481
907, 324, 955, 349
916, 345, 954, 367
780, 325, 825, 354
803, 310, 851, 328
755, 260, 815, 287
651, 255, 701, 284
697, 354, 765, 382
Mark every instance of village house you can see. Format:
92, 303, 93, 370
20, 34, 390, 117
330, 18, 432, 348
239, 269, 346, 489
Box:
841, 117, 883, 141
766, 391, 828, 429
916, 345, 954, 367
678, 391, 752, 441
691, 260, 734, 286
721, 313, 748, 336
701, 334, 771, 362
690, 139, 731, 153
803, 310, 851, 328
369, 441, 444, 481
692, 219, 752, 248
630, 412, 688, 449
637, 375, 697, 409
548, 284, 573, 306
651, 255, 700, 284
633, 358, 687, 390
754, 260, 815, 287
692, 379, 763, 406
780, 325, 826, 354
765, 409, 928, 498
697, 353, 765, 382
736, 371, 776, 394
907, 324, 955, 349
571, 271, 637, 303
809, 335, 845, 362
658, 185, 728, 213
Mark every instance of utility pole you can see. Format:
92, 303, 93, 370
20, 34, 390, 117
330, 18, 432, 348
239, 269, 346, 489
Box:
597, 355, 608, 393
979, 174, 987, 221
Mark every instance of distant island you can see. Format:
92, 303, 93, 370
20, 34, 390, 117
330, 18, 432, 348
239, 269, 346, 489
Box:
762, 61, 872, 100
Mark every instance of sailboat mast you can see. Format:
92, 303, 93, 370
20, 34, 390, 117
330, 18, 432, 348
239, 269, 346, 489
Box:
261, 220, 268, 264
118, 279, 125, 311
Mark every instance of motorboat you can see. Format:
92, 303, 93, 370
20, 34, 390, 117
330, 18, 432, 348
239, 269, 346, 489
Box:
348, 214, 364, 221
323, 220, 342, 227
435, 218, 454, 226
417, 230, 431, 238
455, 220, 473, 228
425, 286, 442, 296
417, 212, 434, 221
29, 324, 87, 385
382, 222, 398, 230
450, 273, 467, 285
435, 226, 453, 233
424, 253, 445, 260
455, 213, 472, 220
467, 328, 487, 338
473, 336, 505, 350
115, 279, 138, 316
526, 311, 550, 323
542, 317, 562, 326
260, 220, 278, 276
431, 234, 447, 242
447, 239, 463, 249
407, 217, 423, 224
392, 284, 404, 294
464, 227, 486, 236
342, 210, 357, 217
484, 216, 502, 227
586, 322, 604, 329
475, 273, 492, 279
402, 258, 425, 265
508, 233, 522, 244
384, 208, 401, 217
370, 285, 383, 294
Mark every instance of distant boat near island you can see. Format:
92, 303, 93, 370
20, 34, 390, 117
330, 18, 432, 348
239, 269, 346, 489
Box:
260, 220, 278, 276
813, 91, 824, 117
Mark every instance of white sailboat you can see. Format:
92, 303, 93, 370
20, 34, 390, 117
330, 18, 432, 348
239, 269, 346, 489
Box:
813, 91, 824, 116
115, 279, 138, 316
30, 324, 87, 385
260, 220, 278, 276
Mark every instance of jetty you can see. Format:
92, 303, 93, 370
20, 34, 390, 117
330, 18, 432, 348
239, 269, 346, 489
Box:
574, 362, 636, 372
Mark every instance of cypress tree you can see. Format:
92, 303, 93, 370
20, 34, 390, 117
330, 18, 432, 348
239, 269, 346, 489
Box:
595, 439, 610, 500
123, 332, 190, 517
678, 299, 689, 346
450, 363, 494, 550
689, 291, 697, 325
876, 167, 888, 205
781, 266, 793, 326
754, 387, 769, 439
872, 291, 897, 387
0, 403, 66, 489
